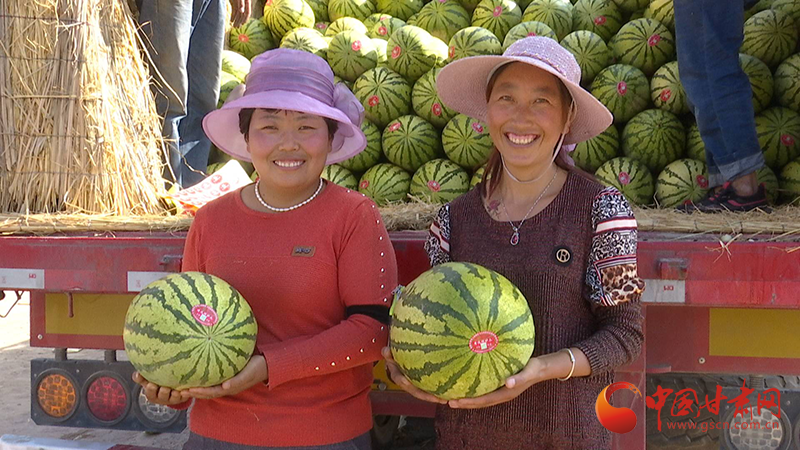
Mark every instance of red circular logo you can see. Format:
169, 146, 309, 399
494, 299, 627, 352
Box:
238, 34, 250, 43
472, 122, 484, 133
210, 174, 222, 183
781, 134, 796, 146
449, 45, 456, 58
648, 34, 662, 47
659, 89, 672, 102
192, 305, 218, 327
696, 175, 708, 188
388, 122, 402, 132
316, 22, 327, 30
427, 180, 441, 192
594, 16, 607, 25
352, 40, 362, 51
618, 171, 631, 185
432, 103, 442, 116
617, 81, 628, 96
265, 0, 272, 5
391, 46, 402, 59
469, 331, 499, 353
360, 180, 370, 189
201, 181, 212, 190
368, 95, 380, 107
220, 182, 231, 192
527, 32, 537, 37
378, 25, 388, 36
493, 6, 503, 16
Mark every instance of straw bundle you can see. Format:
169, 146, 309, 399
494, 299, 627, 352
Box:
0, 0, 169, 215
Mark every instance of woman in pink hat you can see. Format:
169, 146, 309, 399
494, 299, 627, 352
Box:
383, 36, 645, 449
132, 48, 397, 450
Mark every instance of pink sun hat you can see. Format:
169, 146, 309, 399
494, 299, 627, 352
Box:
203, 48, 367, 165
436, 36, 613, 146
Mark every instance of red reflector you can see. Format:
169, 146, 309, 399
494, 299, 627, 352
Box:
86, 376, 128, 422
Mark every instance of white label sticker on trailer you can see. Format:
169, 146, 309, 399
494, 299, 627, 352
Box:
0, 268, 45, 289
641, 279, 686, 303
127, 271, 172, 292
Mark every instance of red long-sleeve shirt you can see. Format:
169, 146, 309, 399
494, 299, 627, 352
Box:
179, 182, 397, 446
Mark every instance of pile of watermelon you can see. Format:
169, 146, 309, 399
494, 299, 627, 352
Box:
208, 0, 800, 208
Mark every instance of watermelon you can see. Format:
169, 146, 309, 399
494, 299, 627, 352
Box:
471, 0, 523, 42
442, 114, 494, 169
772, 0, 800, 25
315, 21, 331, 33
339, 120, 383, 173
327, 31, 379, 82
755, 165, 779, 204
609, 0, 647, 13
123, 272, 258, 390
372, 38, 390, 65
218, 72, 242, 108
359, 163, 412, 204
221, 50, 251, 82
307, 0, 330, 21
608, 18, 675, 76
571, 0, 624, 42
322, 164, 360, 189
622, 109, 685, 173
412, 68, 458, 128
739, 53, 774, 115
326, 17, 369, 36
655, 159, 710, 208
229, 19, 276, 60
774, 53, 800, 113
383, 115, 442, 172
503, 21, 558, 51
377, 0, 424, 21
386, 25, 449, 81
643, 0, 674, 32
280, 27, 330, 59
594, 156, 654, 206
389, 262, 535, 400
571, 124, 619, 172
364, 13, 393, 30
650, 61, 689, 115
413, 0, 472, 43
779, 159, 800, 204
369, 16, 407, 40
590, 64, 650, 123
459, 0, 482, 13
328, 0, 377, 21
410, 159, 471, 203
559, 30, 612, 84
471, 165, 487, 187
755, 107, 800, 170
448, 26, 503, 61
685, 122, 706, 162
740, 9, 798, 68
354, 67, 413, 128
262, 0, 316, 42
522, 0, 574, 40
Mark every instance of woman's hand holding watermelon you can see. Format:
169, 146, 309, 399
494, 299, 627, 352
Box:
381, 347, 448, 405
185, 355, 269, 399
132, 372, 192, 407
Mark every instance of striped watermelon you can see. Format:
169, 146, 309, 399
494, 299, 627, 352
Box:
609, 0, 647, 13
560, 30, 612, 84
218, 72, 242, 108
442, 114, 494, 169
650, 61, 689, 115
369, 16, 407, 40
280, 27, 330, 59
412, 68, 458, 128
377, 0, 424, 21
739, 53, 774, 115
779, 159, 800, 204
643, 0, 674, 32
322, 164, 359, 189
364, 13, 393, 30
123, 272, 258, 390
373, 38, 389, 65
471, 165, 487, 187
354, 67, 412, 128
222, 50, 251, 82
741, 9, 798, 68
471, 0, 523, 42
413, 0, 471, 43
307, 0, 330, 21
328, 0, 377, 21
755, 107, 800, 170
503, 21, 558, 50
383, 115, 443, 172
772, 0, 800, 25
459, 0, 482, 13
628, 8, 646, 20
571, 124, 619, 172
359, 163, 412, 204
590, 64, 650, 123
262, 0, 316, 42
756, 165, 779, 204
655, 159, 710, 208
386, 25, 449, 81
594, 156, 654, 205
608, 18, 675, 76
522, 0, 574, 40
571, 0, 624, 42
775, 54, 800, 113
389, 262, 535, 400
326, 17, 369, 36
328, 31, 379, 82
622, 109, 685, 173
229, 19, 276, 60
448, 26, 503, 61
685, 122, 706, 162
410, 159, 471, 202
340, 120, 383, 172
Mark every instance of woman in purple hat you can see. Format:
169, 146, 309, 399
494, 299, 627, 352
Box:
132, 48, 397, 450
383, 36, 645, 449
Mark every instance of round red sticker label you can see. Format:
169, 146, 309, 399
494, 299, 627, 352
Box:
469, 331, 498, 354
192, 305, 218, 327
238, 34, 249, 43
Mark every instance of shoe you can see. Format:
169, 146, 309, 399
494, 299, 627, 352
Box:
677, 182, 771, 213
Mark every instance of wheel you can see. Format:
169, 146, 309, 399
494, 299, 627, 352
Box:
371, 415, 401, 450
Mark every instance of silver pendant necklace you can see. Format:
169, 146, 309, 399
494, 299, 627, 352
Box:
500, 170, 558, 246
254, 178, 324, 212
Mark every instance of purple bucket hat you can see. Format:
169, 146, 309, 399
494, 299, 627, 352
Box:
203, 48, 367, 165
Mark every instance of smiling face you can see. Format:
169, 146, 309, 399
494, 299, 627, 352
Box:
246, 109, 332, 191
486, 62, 572, 177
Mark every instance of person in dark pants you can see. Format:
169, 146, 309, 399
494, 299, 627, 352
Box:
674, 0, 769, 212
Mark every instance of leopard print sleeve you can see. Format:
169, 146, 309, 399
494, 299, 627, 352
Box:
586, 187, 645, 306
424, 204, 451, 267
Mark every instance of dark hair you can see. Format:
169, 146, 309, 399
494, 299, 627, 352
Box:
238, 108, 339, 142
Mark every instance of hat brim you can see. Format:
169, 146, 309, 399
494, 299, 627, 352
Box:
436, 55, 613, 145
202, 90, 366, 165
